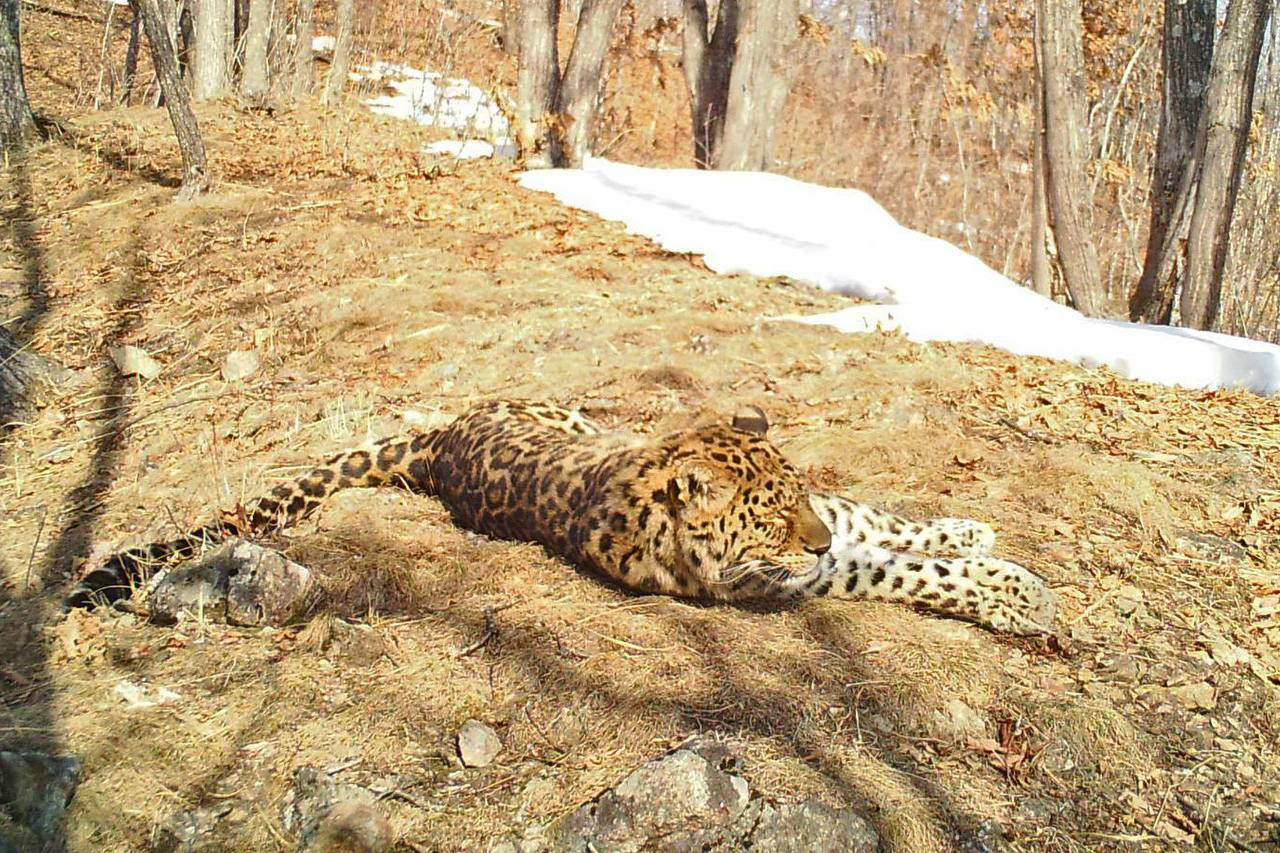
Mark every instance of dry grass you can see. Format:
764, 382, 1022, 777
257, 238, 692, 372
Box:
3, 9, 1280, 851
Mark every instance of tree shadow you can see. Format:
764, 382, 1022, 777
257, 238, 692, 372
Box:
1, 149, 153, 848
54, 123, 182, 190
138, 514, 1017, 849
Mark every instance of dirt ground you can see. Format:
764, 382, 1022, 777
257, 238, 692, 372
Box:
4, 14, 1280, 853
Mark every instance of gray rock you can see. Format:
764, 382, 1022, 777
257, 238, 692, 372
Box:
220, 350, 261, 383
153, 802, 233, 853
0, 751, 80, 848
541, 736, 878, 852
149, 540, 313, 627
458, 720, 503, 768
750, 799, 878, 852
283, 767, 390, 853
149, 552, 230, 624
225, 541, 314, 627
109, 344, 164, 379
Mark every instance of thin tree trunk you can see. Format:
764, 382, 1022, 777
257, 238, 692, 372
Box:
1179, 0, 1272, 330
135, 0, 209, 199
192, 0, 233, 98
1129, 0, 1214, 324
682, 0, 737, 169
0, 0, 36, 152
321, 0, 354, 105
555, 0, 625, 167
1030, 92, 1054, 298
121, 8, 142, 104
1035, 0, 1104, 316
716, 0, 802, 171
500, 0, 520, 57
239, 0, 269, 98
291, 0, 313, 98
514, 0, 560, 168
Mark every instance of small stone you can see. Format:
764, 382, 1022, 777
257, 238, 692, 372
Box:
109, 344, 163, 379
113, 679, 181, 709
457, 720, 502, 768
1099, 653, 1139, 682
1114, 585, 1145, 617
1171, 682, 1217, 711
221, 349, 261, 382
930, 698, 990, 742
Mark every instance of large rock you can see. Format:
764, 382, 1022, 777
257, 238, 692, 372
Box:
0, 751, 80, 849
149, 540, 313, 626
535, 737, 877, 853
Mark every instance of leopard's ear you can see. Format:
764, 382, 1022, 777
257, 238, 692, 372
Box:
731, 405, 768, 436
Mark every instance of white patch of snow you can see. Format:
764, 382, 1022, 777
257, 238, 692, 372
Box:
312, 35, 336, 53
352, 62, 513, 158
425, 139, 495, 159
519, 158, 1280, 395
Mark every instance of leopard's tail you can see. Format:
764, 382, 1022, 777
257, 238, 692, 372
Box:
64, 432, 441, 609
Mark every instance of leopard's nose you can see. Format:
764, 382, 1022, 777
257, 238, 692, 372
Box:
798, 505, 832, 556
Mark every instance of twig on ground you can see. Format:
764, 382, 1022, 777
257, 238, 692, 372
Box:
23, 506, 48, 591
458, 603, 513, 656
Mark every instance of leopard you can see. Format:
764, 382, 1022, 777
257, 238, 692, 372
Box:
65, 399, 1057, 635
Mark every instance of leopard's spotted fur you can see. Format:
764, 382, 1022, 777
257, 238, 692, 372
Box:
66, 400, 1056, 634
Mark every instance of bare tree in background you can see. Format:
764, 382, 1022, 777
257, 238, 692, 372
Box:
1175, 0, 1272, 330
239, 0, 271, 99
681, 0, 807, 171
1033, 0, 1104, 316
1128, 0, 1272, 330
515, 0, 626, 169
321, 0, 355, 105
135, 0, 209, 199
292, 0, 314, 98
0, 0, 36, 153
192, 0, 233, 98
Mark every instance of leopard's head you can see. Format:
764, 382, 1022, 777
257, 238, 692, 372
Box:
657, 407, 830, 585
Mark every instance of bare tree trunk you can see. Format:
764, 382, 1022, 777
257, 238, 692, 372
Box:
291, 0, 313, 98
1178, 0, 1272, 330
555, 0, 625, 167
682, 0, 737, 168
192, 0, 233, 98
321, 0, 354, 105
515, 0, 560, 168
0, 0, 36, 152
239, 0, 269, 99
682, 0, 803, 171
121, 8, 143, 104
500, 0, 520, 57
1030, 94, 1054, 298
135, 0, 209, 199
716, 0, 802, 171
1129, 0, 1214, 324
1034, 0, 1104, 316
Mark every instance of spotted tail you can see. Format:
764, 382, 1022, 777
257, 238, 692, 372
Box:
64, 432, 440, 610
